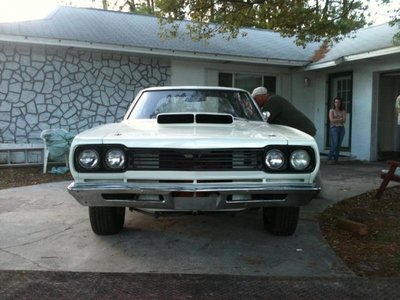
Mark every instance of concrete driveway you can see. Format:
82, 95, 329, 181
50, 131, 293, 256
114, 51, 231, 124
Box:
0, 160, 395, 277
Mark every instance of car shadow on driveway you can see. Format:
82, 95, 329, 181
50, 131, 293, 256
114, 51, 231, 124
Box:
0, 181, 351, 277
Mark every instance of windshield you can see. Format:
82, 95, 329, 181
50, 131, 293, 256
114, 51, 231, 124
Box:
127, 89, 263, 121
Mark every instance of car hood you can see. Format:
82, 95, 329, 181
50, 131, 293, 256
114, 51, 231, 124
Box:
72, 119, 315, 148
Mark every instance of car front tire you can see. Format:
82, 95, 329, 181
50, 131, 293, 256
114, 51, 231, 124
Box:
89, 207, 125, 235
263, 207, 299, 236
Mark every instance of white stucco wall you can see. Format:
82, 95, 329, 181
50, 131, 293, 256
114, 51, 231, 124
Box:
352, 69, 374, 160
311, 74, 329, 152
290, 71, 320, 133
171, 60, 207, 86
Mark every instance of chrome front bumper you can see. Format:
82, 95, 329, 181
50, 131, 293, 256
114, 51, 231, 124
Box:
68, 182, 321, 210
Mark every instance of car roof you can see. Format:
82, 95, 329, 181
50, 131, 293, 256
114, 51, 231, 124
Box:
140, 86, 249, 93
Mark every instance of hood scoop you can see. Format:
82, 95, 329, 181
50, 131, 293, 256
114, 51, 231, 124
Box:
157, 113, 234, 124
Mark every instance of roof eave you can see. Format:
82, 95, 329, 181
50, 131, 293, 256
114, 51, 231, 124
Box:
304, 45, 400, 71
0, 34, 308, 67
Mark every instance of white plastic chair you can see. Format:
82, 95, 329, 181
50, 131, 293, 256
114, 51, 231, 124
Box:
40, 129, 71, 173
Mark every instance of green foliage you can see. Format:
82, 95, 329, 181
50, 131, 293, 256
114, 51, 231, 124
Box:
101, 0, 156, 15
388, 5, 400, 45
134, 3, 155, 15
155, 0, 398, 47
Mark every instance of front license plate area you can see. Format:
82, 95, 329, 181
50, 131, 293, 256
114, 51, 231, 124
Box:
173, 194, 218, 210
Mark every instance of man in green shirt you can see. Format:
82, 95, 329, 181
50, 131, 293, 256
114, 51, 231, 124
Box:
251, 86, 317, 137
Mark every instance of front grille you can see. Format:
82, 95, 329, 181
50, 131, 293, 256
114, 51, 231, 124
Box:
126, 149, 263, 171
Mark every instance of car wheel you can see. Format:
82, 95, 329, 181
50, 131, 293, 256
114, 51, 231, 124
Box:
89, 207, 125, 235
263, 207, 299, 236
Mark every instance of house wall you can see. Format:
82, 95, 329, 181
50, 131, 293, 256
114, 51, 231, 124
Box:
0, 44, 171, 146
171, 60, 207, 85
290, 71, 319, 130
171, 60, 293, 98
0, 44, 171, 165
0, 45, 301, 145
347, 57, 400, 161
298, 55, 400, 161
2, 42, 399, 164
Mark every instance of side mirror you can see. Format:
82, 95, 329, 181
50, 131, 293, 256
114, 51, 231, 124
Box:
262, 111, 270, 122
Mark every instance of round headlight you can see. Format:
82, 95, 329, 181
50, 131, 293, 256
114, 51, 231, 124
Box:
78, 149, 99, 169
265, 149, 285, 170
290, 150, 311, 170
105, 149, 125, 169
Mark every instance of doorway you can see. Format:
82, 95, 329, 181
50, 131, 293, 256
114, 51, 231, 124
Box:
326, 72, 353, 152
377, 71, 400, 160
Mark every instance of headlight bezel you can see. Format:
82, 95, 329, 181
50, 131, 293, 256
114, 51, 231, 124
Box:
264, 146, 316, 173
74, 144, 127, 172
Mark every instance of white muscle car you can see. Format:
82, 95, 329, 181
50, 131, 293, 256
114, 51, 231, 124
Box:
68, 86, 321, 236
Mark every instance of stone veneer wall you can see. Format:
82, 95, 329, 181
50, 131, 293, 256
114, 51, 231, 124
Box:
0, 44, 171, 144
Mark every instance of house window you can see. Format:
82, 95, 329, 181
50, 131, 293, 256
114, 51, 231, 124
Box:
263, 76, 276, 94
218, 73, 233, 87
235, 74, 262, 92
218, 73, 276, 94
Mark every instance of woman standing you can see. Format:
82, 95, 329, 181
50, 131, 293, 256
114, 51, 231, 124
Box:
328, 97, 346, 164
